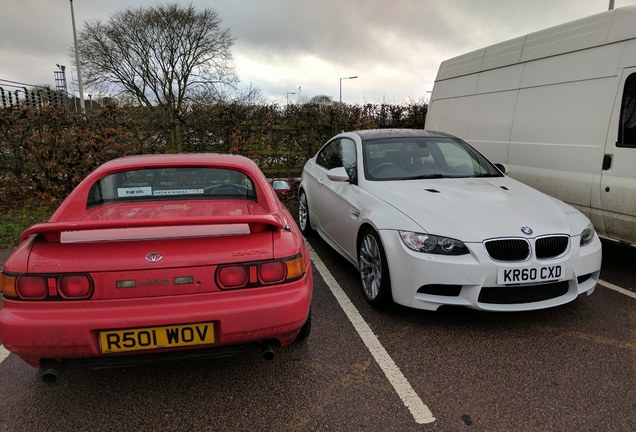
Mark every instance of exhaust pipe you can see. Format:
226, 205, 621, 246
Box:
41, 368, 59, 384
40, 360, 63, 384
260, 343, 276, 361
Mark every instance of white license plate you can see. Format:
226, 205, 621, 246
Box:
497, 265, 564, 285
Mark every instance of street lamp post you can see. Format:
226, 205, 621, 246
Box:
70, 0, 85, 110
339, 75, 358, 103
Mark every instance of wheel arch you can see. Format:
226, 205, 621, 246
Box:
298, 187, 316, 232
356, 222, 394, 306
356, 222, 378, 257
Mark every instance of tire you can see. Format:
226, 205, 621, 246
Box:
358, 228, 392, 308
295, 309, 311, 342
298, 189, 315, 236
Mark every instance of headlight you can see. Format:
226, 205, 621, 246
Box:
399, 231, 469, 255
580, 222, 595, 246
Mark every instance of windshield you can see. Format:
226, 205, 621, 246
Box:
87, 167, 257, 207
362, 137, 502, 181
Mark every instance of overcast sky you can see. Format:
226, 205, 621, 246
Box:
1, 0, 635, 105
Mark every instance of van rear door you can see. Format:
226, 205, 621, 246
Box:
601, 67, 636, 244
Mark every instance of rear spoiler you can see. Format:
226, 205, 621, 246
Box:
20, 214, 286, 243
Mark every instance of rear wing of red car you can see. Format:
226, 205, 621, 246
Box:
20, 214, 286, 243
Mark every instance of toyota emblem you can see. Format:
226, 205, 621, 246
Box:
520, 226, 533, 235
145, 252, 163, 263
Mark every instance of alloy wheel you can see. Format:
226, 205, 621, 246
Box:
298, 191, 309, 231
359, 233, 382, 300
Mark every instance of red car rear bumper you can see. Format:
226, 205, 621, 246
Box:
0, 267, 312, 368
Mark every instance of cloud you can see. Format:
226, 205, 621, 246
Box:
1, 0, 635, 104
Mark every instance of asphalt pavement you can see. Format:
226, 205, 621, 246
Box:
0, 238, 634, 431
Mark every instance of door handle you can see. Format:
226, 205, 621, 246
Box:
602, 154, 612, 171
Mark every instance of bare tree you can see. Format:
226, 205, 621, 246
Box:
194, 82, 268, 106
310, 95, 335, 105
77, 4, 237, 151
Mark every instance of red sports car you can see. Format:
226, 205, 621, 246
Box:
0, 154, 313, 382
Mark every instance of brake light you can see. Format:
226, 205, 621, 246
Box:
59, 275, 93, 299
16, 276, 47, 299
216, 255, 306, 290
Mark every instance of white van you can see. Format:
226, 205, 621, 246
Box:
426, 6, 636, 246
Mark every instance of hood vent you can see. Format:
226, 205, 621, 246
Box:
500, 186, 509, 191
425, 189, 440, 193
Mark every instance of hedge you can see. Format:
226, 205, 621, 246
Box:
0, 102, 427, 204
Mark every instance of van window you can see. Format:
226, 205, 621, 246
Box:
618, 73, 636, 147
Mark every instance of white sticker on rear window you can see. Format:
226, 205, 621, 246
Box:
117, 187, 152, 197
153, 189, 204, 196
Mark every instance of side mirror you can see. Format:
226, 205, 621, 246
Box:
326, 167, 350, 182
494, 163, 509, 175
272, 180, 291, 193
346, 164, 358, 185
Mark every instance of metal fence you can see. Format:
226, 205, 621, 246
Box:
0, 86, 71, 109
0, 79, 71, 109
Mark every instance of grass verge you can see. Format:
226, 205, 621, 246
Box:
0, 200, 56, 249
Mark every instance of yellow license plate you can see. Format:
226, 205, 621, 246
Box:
99, 322, 215, 354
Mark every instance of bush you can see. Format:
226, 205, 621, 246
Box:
0, 101, 426, 247
0, 106, 162, 203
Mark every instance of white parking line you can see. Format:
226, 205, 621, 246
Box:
0, 345, 9, 364
599, 279, 636, 300
309, 245, 435, 425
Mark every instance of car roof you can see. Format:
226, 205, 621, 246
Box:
348, 128, 457, 141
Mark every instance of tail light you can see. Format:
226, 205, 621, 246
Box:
16, 276, 47, 299
0, 273, 17, 298
59, 275, 93, 299
216, 255, 306, 290
2, 273, 93, 301
259, 262, 286, 284
217, 265, 249, 289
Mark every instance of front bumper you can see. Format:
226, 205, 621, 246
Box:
378, 230, 602, 312
0, 267, 313, 368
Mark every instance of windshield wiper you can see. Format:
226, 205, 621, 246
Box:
472, 173, 502, 178
408, 174, 446, 180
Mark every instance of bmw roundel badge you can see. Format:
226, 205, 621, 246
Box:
520, 226, 533, 235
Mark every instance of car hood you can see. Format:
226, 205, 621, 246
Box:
365, 177, 586, 242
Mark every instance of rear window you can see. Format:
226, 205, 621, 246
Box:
87, 167, 256, 207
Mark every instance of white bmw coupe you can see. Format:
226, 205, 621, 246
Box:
299, 129, 602, 311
